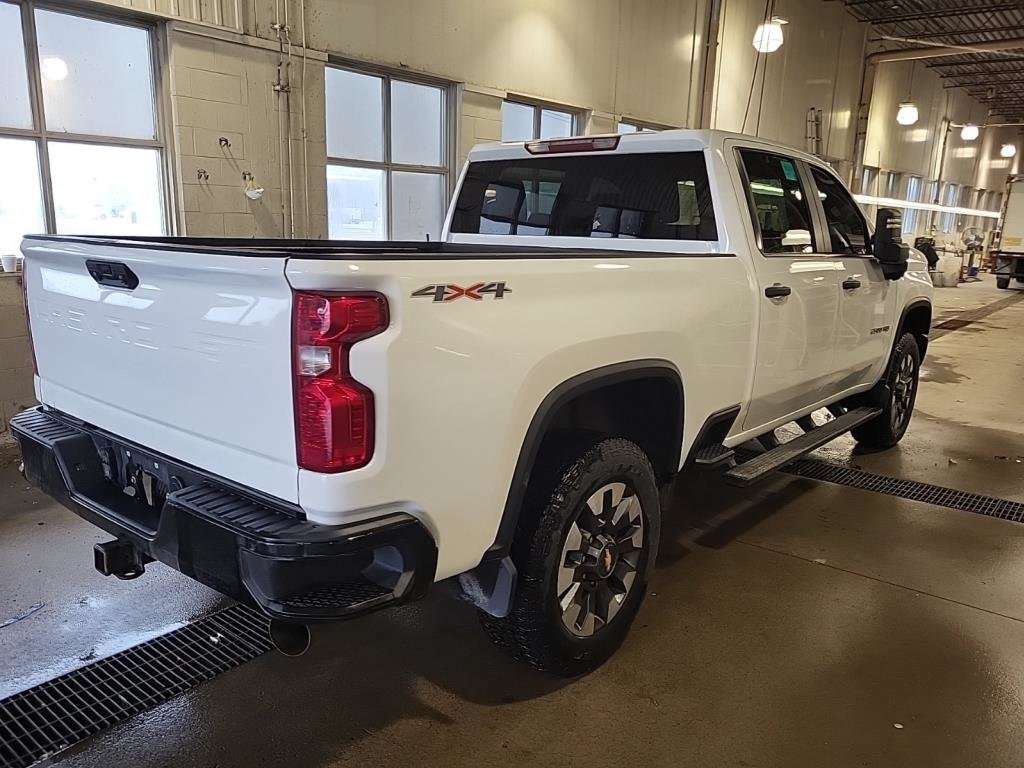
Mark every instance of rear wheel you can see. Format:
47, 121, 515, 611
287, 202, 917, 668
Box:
852, 332, 921, 449
997, 276, 1010, 289
481, 437, 660, 677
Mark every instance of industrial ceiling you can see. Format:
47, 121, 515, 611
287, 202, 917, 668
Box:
841, 1, 1024, 122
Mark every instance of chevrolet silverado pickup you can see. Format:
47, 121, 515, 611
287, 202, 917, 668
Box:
13, 130, 933, 675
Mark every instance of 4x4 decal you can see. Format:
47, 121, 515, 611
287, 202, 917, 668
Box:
412, 282, 511, 302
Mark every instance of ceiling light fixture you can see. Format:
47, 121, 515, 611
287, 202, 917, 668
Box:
960, 124, 979, 141
896, 61, 919, 126
1001, 143, 1017, 158
752, 17, 787, 54
896, 102, 919, 126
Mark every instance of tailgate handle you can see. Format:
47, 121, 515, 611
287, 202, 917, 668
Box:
86, 259, 140, 290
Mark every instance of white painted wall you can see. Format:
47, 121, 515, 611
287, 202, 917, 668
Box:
711, 0, 866, 161
245, 0, 711, 130
864, 60, 1021, 193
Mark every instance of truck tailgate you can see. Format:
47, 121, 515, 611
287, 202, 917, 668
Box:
21, 237, 299, 503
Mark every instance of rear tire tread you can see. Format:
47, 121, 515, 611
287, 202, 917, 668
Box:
481, 437, 660, 677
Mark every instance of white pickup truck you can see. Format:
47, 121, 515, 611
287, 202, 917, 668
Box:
13, 130, 932, 675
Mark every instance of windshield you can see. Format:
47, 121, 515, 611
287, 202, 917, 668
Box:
450, 151, 717, 241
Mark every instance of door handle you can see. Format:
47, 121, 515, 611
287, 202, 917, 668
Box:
764, 284, 792, 298
842, 278, 862, 290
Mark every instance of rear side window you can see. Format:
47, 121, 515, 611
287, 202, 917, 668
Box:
738, 150, 816, 254
450, 152, 717, 240
809, 166, 871, 255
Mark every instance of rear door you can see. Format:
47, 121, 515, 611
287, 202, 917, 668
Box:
22, 237, 299, 503
732, 147, 840, 432
806, 164, 897, 390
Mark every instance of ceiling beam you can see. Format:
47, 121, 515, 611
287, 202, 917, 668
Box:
927, 55, 1024, 68
866, 2, 1023, 25
890, 24, 1024, 41
946, 77, 1024, 87
940, 67, 1024, 78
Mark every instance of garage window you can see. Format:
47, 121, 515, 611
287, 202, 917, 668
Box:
325, 66, 450, 241
501, 100, 580, 143
617, 119, 673, 134
0, 2, 168, 257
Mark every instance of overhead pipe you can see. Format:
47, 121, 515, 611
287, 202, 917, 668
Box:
867, 38, 1024, 65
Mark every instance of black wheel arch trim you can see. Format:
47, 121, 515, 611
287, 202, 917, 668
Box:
487, 359, 684, 561
896, 298, 932, 357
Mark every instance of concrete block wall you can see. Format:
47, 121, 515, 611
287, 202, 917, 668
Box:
170, 28, 329, 239
0, 276, 34, 444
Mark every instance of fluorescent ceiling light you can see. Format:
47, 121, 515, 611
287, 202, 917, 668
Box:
853, 193, 999, 220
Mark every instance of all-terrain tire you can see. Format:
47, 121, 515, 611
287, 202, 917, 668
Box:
851, 332, 921, 449
480, 437, 661, 677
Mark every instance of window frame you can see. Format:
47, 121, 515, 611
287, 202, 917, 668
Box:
902, 174, 923, 234
449, 151, 719, 242
617, 118, 676, 134
325, 60, 455, 240
733, 146, 823, 258
0, 0, 174, 236
501, 96, 583, 142
806, 162, 873, 257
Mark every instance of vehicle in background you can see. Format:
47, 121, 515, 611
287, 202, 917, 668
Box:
992, 174, 1024, 289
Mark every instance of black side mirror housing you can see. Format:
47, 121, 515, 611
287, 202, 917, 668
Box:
873, 207, 909, 280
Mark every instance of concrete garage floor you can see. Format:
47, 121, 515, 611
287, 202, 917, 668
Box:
3, 278, 1024, 767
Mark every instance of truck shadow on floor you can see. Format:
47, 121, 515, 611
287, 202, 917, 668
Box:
658, 469, 817, 562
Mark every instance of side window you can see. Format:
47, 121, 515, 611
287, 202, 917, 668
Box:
809, 166, 871, 255
738, 150, 816, 254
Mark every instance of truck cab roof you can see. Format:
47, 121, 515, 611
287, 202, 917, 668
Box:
465, 128, 824, 167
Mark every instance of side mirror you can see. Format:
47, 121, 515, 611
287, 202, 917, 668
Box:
873, 207, 909, 280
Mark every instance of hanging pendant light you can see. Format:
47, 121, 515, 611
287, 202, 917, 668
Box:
960, 124, 979, 141
896, 103, 919, 126
752, 17, 787, 54
896, 61, 919, 126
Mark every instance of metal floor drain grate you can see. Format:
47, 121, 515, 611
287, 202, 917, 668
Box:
782, 458, 1024, 522
0, 604, 271, 768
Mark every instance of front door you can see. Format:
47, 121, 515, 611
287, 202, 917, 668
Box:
807, 165, 897, 391
733, 147, 840, 432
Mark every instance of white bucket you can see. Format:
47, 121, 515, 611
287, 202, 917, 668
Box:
0, 255, 16, 273
933, 254, 961, 287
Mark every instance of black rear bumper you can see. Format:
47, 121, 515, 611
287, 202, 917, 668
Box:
10, 408, 437, 623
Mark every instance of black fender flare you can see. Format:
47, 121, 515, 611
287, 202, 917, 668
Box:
896, 298, 932, 358
489, 359, 683, 559
459, 359, 683, 618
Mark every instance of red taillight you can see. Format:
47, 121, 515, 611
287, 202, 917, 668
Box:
293, 292, 388, 473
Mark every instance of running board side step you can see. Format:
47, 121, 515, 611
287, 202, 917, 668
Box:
724, 407, 882, 487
